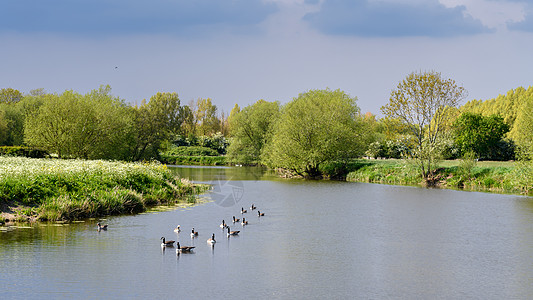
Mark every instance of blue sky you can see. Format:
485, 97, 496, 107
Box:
1, 0, 532, 115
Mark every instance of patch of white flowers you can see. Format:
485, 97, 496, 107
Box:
0, 157, 170, 182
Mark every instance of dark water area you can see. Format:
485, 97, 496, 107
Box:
2, 166, 533, 299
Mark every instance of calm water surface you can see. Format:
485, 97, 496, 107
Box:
2, 165, 533, 299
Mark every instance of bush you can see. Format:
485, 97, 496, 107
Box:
165, 146, 219, 157
0, 146, 48, 158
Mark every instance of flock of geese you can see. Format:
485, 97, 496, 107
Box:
160, 203, 266, 254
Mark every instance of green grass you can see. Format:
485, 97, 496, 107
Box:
346, 159, 532, 196
0, 157, 209, 222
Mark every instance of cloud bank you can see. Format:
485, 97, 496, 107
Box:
303, 0, 492, 37
0, 0, 279, 36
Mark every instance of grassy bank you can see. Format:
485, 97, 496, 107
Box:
0, 157, 209, 222
159, 154, 226, 166
346, 159, 532, 196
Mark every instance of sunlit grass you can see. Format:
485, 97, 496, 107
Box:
346, 159, 532, 196
0, 157, 209, 221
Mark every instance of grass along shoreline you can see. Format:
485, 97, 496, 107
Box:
0, 157, 209, 223
345, 159, 532, 196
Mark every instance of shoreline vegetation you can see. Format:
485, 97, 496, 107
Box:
0, 157, 209, 224
341, 159, 531, 196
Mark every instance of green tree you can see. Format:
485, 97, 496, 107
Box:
381, 71, 467, 181
516, 96, 533, 159
194, 98, 220, 136
0, 109, 8, 144
263, 89, 364, 178
24, 86, 133, 159
453, 112, 510, 160
127, 92, 185, 161
0, 102, 24, 145
227, 100, 280, 164
0, 88, 23, 104
24, 92, 78, 158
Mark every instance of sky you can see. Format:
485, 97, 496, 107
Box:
1, 0, 532, 115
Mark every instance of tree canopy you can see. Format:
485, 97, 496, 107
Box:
453, 112, 511, 160
262, 89, 364, 178
226, 100, 280, 164
381, 71, 467, 180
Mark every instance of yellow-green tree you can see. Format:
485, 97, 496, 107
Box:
0, 88, 23, 104
194, 98, 219, 136
381, 71, 467, 181
263, 89, 364, 178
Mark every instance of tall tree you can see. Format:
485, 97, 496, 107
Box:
227, 100, 280, 164
127, 92, 185, 161
263, 89, 363, 178
381, 71, 467, 181
194, 98, 219, 136
453, 112, 510, 160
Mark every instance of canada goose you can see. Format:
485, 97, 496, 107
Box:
161, 237, 175, 247
207, 233, 216, 244
227, 226, 240, 237
176, 242, 195, 253
241, 218, 248, 226
97, 223, 108, 230
220, 220, 227, 229
241, 207, 247, 214
190, 228, 199, 238
232, 216, 240, 223
174, 225, 181, 233
258, 211, 265, 217
250, 204, 256, 210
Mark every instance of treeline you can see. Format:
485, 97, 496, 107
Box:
2, 79, 533, 182
0, 86, 228, 161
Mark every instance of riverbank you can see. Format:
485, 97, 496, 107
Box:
345, 159, 532, 196
0, 157, 209, 223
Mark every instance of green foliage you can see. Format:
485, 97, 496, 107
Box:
0, 157, 208, 221
170, 133, 228, 154
346, 159, 530, 195
24, 86, 134, 160
462, 86, 533, 145
263, 88, 364, 178
515, 96, 533, 159
190, 98, 220, 136
0, 146, 48, 158
127, 92, 186, 161
0, 88, 23, 104
165, 146, 219, 156
453, 112, 512, 160
159, 154, 226, 166
0, 102, 25, 146
227, 99, 280, 164
381, 71, 467, 180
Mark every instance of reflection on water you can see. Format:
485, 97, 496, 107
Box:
2, 166, 533, 299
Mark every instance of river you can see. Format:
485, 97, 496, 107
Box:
1, 165, 533, 299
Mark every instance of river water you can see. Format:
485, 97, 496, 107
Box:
1, 165, 533, 299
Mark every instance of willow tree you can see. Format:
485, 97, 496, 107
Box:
227, 100, 280, 164
381, 71, 467, 181
263, 89, 364, 178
